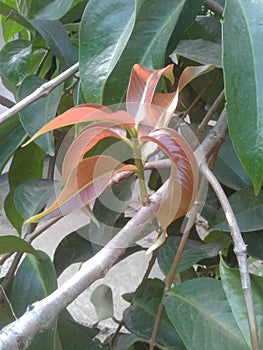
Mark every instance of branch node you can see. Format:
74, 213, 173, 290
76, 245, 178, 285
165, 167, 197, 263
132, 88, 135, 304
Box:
17, 337, 29, 350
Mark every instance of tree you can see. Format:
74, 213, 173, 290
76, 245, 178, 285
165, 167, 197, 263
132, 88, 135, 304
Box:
0, 0, 262, 349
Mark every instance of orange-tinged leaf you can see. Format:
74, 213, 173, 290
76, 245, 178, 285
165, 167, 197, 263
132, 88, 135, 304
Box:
61, 122, 128, 183
26, 156, 137, 223
23, 105, 135, 146
141, 128, 198, 230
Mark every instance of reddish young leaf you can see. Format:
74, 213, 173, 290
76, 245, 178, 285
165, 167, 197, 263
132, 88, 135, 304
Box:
61, 122, 128, 183
23, 104, 135, 146
141, 128, 198, 230
26, 156, 137, 223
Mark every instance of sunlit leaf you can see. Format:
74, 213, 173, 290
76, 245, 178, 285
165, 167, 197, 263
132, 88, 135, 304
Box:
27, 156, 137, 223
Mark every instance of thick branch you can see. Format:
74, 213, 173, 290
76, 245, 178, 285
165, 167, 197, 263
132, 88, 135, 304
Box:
0, 63, 79, 125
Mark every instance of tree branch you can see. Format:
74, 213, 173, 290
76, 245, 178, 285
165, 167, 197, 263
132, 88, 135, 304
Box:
204, 0, 224, 17
0, 63, 79, 125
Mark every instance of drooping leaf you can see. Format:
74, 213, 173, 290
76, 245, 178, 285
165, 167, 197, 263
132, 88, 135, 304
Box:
90, 284, 114, 322
4, 142, 45, 233
213, 187, 263, 232
79, 0, 144, 103
123, 279, 185, 348
220, 258, 263, 347
141, 128, 198, 230
11, 251, 58, 350
23, 105, 135, 146
223, 0, 263, 194
0, 39, 31, 84
61, 122, 127, 182
164, 278, 249, 350
18, 75, 63, 155
158, 236, 221, 276
0, 236, 38, 256
16, 0, 74, 20
26, 156, 136, 223
14, 178, 58, 220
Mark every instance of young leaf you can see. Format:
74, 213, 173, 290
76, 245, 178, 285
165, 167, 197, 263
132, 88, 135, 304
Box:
0, 236, 38, 256
26, 156, 136, 223
23, 105, 134, 146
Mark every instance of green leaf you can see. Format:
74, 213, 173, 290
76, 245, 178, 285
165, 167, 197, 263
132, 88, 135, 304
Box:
123, 279, 185, 349
164, 278, 249, 350
171, 39, 222, 67
57, 316, 100, 350
14, 179, 58, 220
213, 135, 252, 191
0, 1, 34, 31
0, 40, 32, 84
16, 0, 74, 20
4, 142, 45, 233
103, 0, 187, 105
11, 251, 58, 350
213, 187, 263, 232
18, 75, 63, 155
242, 230, 263, 260
29, 19, 77, 69
223, 0, 263, 194
0, 235, 38, 256
0, 302, 15, 329
157, 236, 221, 276
79, 0, 144, 103
0, 122, 26, 173
220, 258, 263, 347
90, 284, 114, 322
115, 334, 142, 350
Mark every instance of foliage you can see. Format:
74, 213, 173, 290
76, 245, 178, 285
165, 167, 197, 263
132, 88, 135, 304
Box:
0, 0, 263, 349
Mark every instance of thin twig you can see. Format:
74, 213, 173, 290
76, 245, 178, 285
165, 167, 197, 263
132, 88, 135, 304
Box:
0, 63, 79, 125
204, 0, 224, 17
200, 164, 260, 350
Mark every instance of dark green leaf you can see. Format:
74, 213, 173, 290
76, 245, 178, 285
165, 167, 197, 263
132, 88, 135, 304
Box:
16, 0, 74, 20
158, 236, 221, 276
4, 142, 45, 233
0, 40, 32, 84
213, 135, 252, 191
171, 39, 222, 67
11, 251, 58, 350
115, 334, 142, 350
79, 0, 143, 103
90, 284, 114, 322
0, 123, 26, 173
220, 258, 263, 347
14, 179, 58, 220
213, 187, 263, 232
0, 236, 38, 256
223, 0, 263, 194
242, 230, 263, 260
164, 278, 249, 350
123, 279, 185, 349
30, 19, 77, 69
18, 75, 63, 154
103, 0, 189, 105
0, 302, 15, 329
57, 316, 100, 350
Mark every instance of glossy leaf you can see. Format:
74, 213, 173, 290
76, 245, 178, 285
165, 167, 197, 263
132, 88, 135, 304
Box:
79, 0, 144, 103
14, 179, 58, 220
23, 105, 134, 146
4, 142, 45, 233
141, 128, 198, 230
213, 187, 263, 232
26, 156, 136, 223
61, 122, 127, 183
18, 75, 63, 155
0, 236, 38, 256
158, 236, 221, 276
17, 0, 74, 20
0, 39, 31, 84
29, 19, 77, 69
11, 251, 58, 350
223, 0, 263, 194
123, 279, 185, 348
220, 258, 263, 347
213, 135, 252, 191
90, 284, 114, 322
164, 278, 249, 350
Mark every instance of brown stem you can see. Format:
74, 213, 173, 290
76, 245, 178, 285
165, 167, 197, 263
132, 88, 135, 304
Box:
204, 0, 224, 17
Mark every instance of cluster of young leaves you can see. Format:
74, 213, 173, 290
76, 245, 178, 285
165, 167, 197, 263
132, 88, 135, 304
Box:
0, 0, 263, 349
